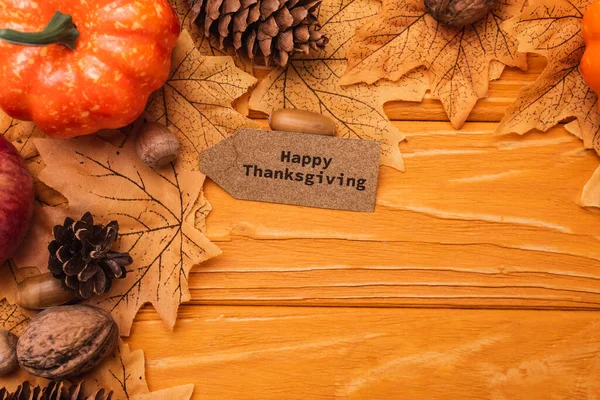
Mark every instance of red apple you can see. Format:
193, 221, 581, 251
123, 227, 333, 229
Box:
0, 136, 34, 263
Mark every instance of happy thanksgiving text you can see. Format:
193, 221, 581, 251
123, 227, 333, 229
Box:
243, 151, 367, 191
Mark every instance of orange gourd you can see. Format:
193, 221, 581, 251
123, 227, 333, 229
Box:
0, 0, 180, 139
582, 0, 600, 105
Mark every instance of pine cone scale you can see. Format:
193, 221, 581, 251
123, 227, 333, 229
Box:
93, 269, 107, 295
275, 8, 294, 29
189, 0, 328, 67
78, 263, 98, 282
104, 259, 123, 278
62, 256, 84, 276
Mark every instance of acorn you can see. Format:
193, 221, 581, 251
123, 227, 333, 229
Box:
424, 0, 494, 27
17, 272, 77, 310
269, 109, 336, 136
135, 122, 180, 168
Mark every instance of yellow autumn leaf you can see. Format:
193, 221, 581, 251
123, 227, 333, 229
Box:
18, 134, 222, 336
340, 0, 527, 129
494, 0, 600, 208
0, 262, 40, 309
249, 0, 429, 171
84, 341, 194, 400
495, 0, 600, 147
146, 30, 258, 171
0, 297, 29, 336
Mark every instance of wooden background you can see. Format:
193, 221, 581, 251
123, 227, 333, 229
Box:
127, 55, 600, 399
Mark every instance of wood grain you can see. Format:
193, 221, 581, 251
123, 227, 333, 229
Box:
128, 306, 600, 400
193, 121, 600, 309
138, 52, 600, 399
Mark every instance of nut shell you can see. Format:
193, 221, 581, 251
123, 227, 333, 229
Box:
424, 0, 494, 27
135, 122, 180, 168
269, 109, 337, 136
17, 272, 77, 310
16, 305, 118, 380
0, 330, 18, 376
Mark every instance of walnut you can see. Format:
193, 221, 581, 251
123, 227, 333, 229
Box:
424, 0, 494, 27
16, 305, 118, 380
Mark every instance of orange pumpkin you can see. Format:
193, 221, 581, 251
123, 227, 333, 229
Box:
582, 0, 600, 104
0, 0, 180, 139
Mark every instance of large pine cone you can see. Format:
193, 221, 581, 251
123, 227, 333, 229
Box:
189, 0, 329, 67
48, 212, 133, 300
0, 382, 112, 400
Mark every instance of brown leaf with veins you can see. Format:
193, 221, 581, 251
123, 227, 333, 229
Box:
11, 205, 69, 271
249, 0, 429, 171
340, 0, 527, 129
495, 0, 600, 150
18, 134, 222, 336
0, 297, 29, 336
83, 340, 194, 400
0, 261, 40, 308
146, 30, 258, 171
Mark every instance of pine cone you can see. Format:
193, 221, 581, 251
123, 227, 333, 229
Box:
0, 381, 112, 400
189, 0, 329, 67
48, 212, 133, 300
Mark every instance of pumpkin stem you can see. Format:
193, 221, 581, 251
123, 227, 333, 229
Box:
0, 11, 79, 50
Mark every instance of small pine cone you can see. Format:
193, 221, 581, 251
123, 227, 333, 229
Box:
48, 212, 133, 300
0, 381, 112, 400
189, 0, 329, 67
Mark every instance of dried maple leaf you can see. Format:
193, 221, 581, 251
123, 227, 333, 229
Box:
83, 341, 194, 400
17, 134, 222, 336
340, 0, 527, 129
249, 0, 429, 171
11, 205, 69, 273
0, 261, 19, 304
495, 0, 600, 149
146, 30, 258, 170
0, 262, 39, 307
0, 297, 29, 335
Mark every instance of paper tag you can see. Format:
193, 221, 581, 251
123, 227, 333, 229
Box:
199, 129, 381, 212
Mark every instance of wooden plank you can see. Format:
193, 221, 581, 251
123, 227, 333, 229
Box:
128, 306, 600, 400
248, 55, 547, 122
196, 121, 600, 309
190, 237, 600, 309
